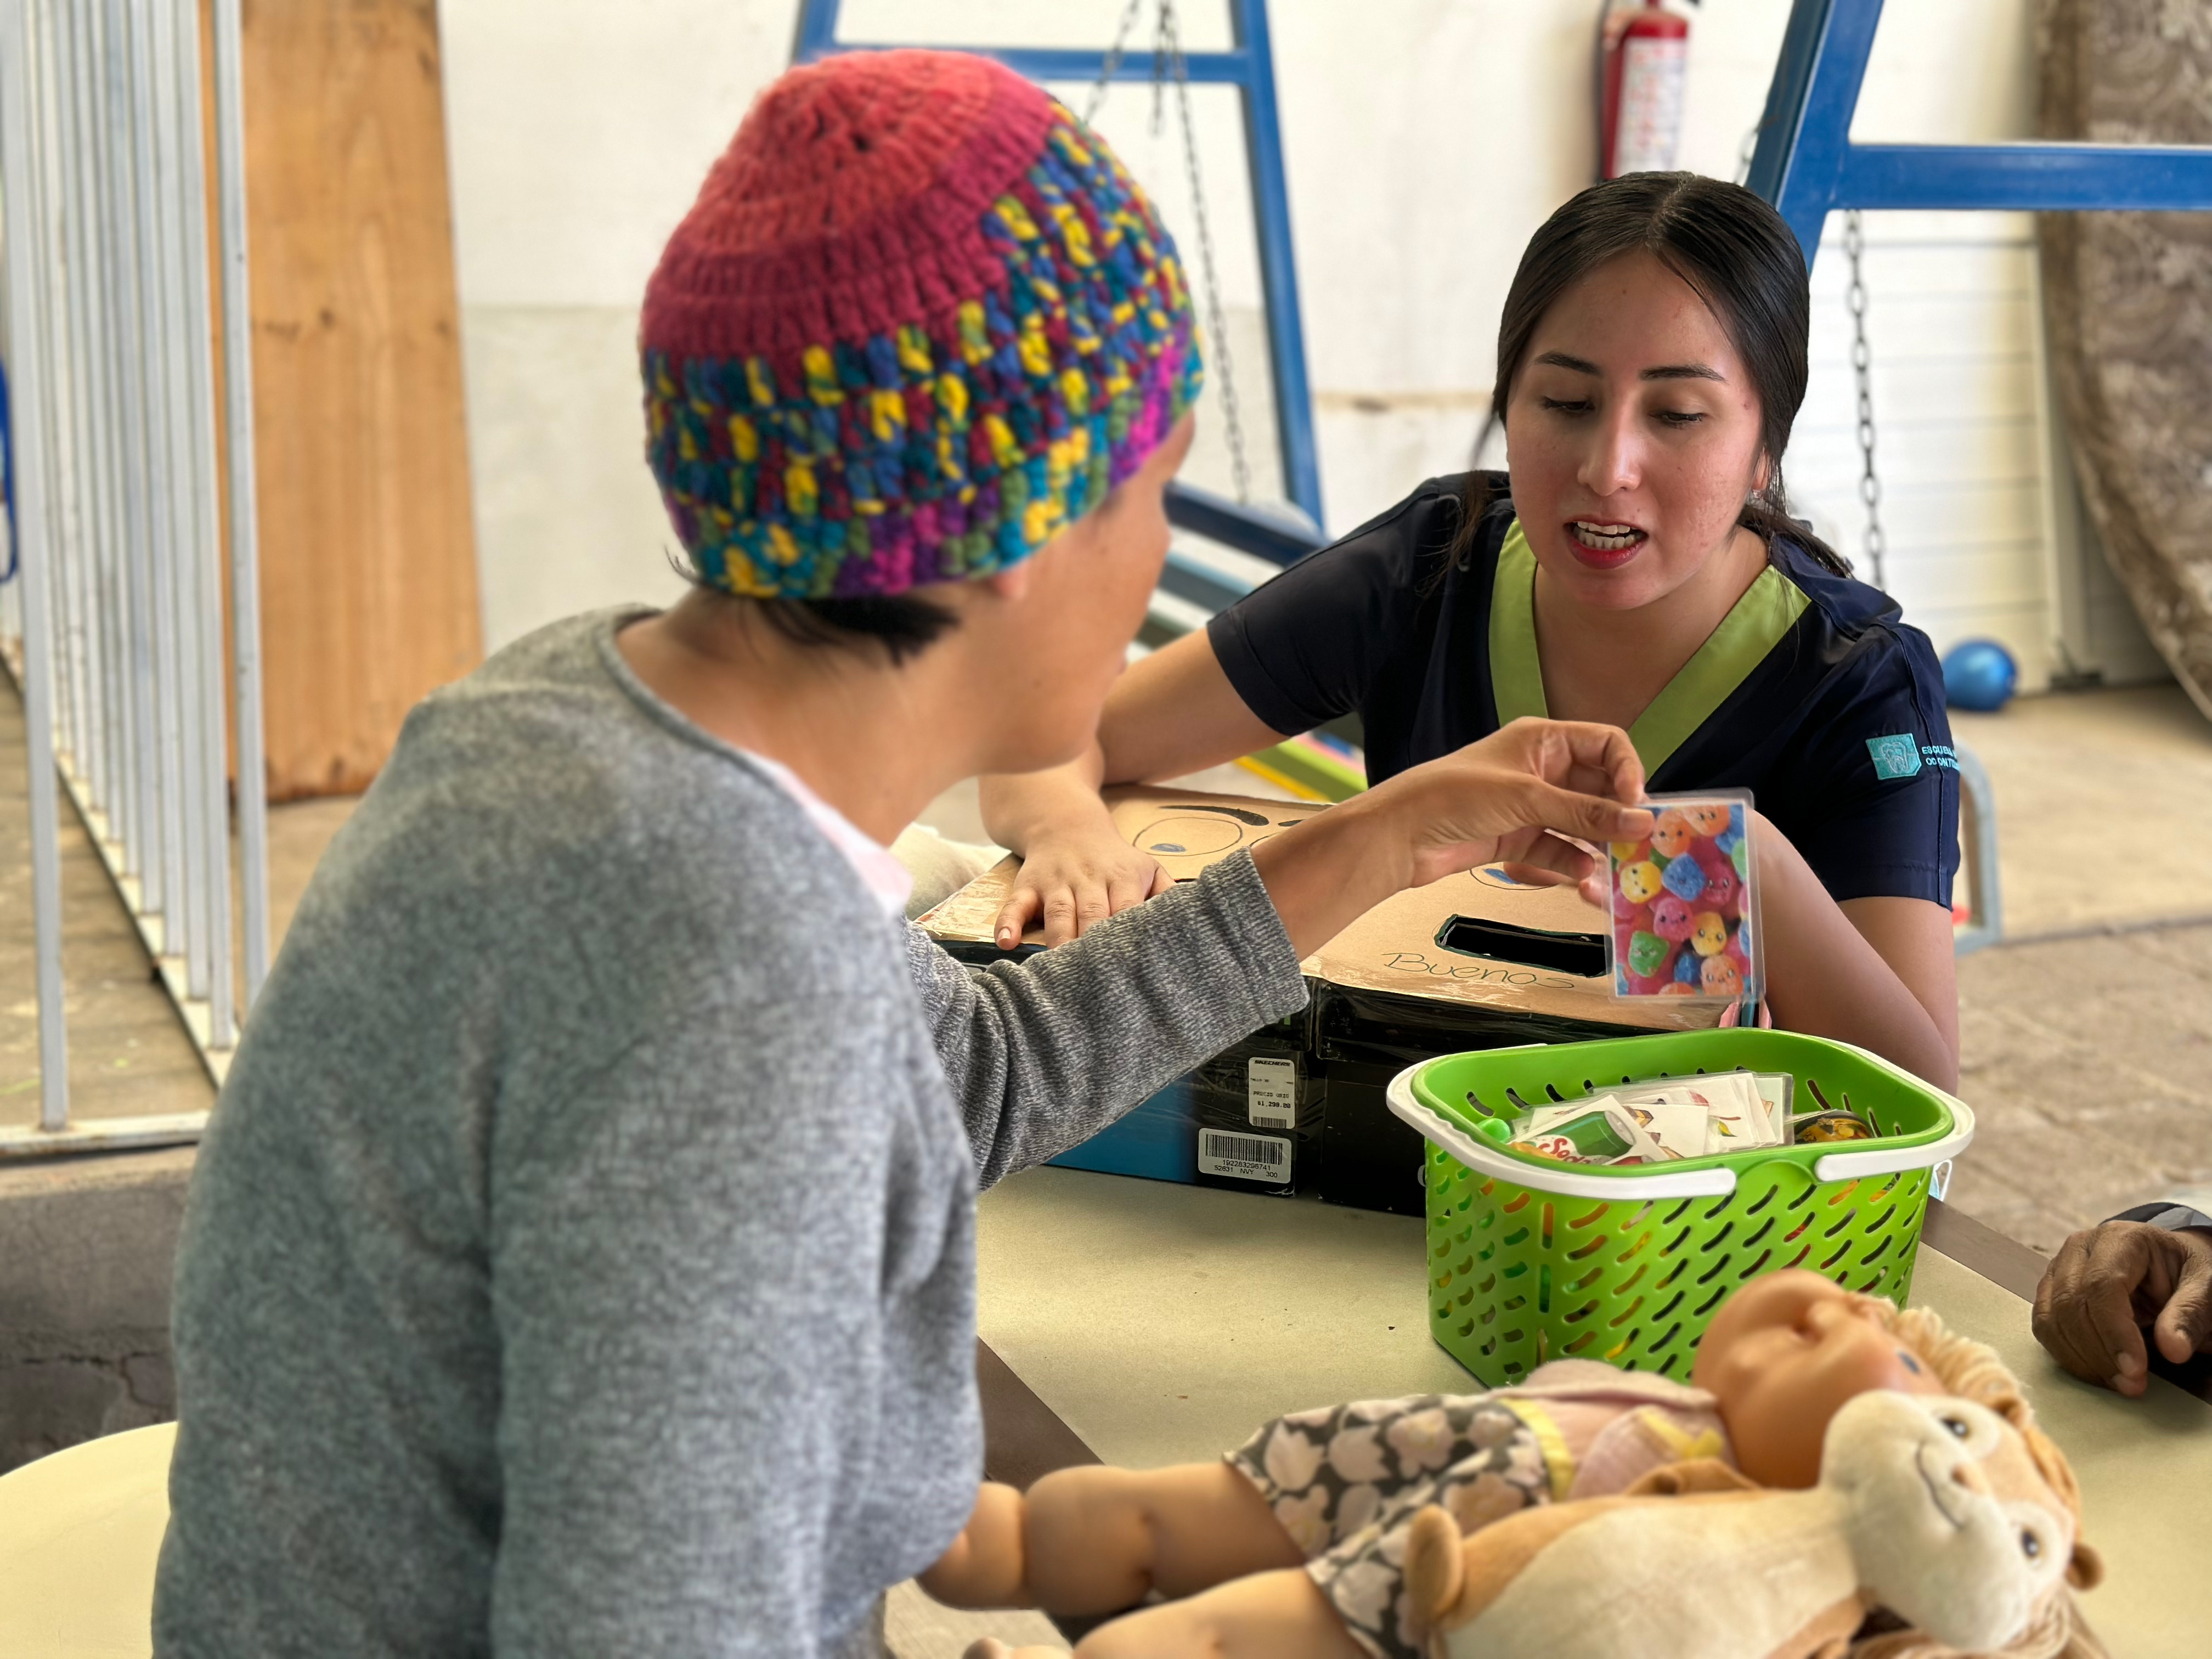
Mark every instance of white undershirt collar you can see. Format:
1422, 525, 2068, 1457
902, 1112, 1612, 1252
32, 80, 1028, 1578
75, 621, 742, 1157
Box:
738, 749, 912, 918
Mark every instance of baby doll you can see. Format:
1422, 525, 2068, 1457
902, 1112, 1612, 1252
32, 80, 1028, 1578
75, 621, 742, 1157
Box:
922, 1271, 2101, 1659
1396, 1388, 2100, 1659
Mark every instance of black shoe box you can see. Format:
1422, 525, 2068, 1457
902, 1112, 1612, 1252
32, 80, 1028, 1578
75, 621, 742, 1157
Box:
1311, 983, 1636, 1216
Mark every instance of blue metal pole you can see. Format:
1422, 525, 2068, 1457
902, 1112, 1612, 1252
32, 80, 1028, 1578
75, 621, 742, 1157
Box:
1233, 0, 1321, 530
1745, 0, 1884, 268
789, 0, 840, 63
1841, 143, 2212, 212
786, 0, 1323, 531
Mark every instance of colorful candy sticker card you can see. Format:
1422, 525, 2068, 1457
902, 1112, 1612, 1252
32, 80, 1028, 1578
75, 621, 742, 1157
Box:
1608, 792, 1759, 1002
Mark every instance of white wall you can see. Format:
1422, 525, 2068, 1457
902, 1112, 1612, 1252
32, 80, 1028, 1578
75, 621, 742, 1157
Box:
441, 0, 800, 648
439, 0, 2163, 686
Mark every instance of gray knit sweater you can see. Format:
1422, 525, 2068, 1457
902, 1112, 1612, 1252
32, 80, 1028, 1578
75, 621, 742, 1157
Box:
153, 612, 1308, 1657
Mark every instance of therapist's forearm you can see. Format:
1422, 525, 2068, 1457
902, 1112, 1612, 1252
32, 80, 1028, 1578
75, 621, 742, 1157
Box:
977, 743, 1109, 854
1756, 823, 1959, 1091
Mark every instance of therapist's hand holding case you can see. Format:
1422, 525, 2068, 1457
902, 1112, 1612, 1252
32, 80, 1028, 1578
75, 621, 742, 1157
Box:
1250, 717, 1651, 958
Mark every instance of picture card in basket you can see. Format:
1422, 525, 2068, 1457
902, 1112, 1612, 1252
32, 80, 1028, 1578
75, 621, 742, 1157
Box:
1607, 791, 1759, 1002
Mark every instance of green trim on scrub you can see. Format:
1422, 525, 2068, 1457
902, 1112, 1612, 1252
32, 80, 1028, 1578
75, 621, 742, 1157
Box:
1487, 518, 1811, 776
1489, 521, 1548, 726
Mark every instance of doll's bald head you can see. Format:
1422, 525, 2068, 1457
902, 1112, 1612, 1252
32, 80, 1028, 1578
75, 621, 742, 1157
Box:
1693, 1271, 1945, 1489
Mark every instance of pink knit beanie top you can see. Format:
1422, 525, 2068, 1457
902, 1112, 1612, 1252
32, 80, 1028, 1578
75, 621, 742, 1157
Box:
641, 49, 1203, 600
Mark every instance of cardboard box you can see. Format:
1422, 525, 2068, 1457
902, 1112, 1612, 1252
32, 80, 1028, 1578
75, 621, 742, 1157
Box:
922, 787, 1329, 1193
919, 786, 1717, 1209
929, 909, 1319, 1197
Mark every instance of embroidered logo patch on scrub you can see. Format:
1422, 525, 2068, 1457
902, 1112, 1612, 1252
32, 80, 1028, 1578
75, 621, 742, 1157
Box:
1866, 734, 1923, 780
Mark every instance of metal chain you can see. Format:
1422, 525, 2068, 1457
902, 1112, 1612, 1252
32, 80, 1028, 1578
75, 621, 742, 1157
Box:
1160, 2, 1252, 500
1844, 208, 1886, 589
1082, 0, 1146, 126
1081, 1, 1251, 503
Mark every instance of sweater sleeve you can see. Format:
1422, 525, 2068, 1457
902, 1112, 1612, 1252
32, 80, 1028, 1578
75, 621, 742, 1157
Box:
907, 850, 1311, 1188
485, 992, 922, 1658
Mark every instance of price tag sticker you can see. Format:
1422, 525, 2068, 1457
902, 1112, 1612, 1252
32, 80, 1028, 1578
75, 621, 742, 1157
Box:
1247, 1056, 1298, 1130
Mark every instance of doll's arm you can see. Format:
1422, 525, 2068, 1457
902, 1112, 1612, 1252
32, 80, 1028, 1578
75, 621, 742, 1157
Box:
1623, 1458, 1762, 1497
922, 1462, 1305, 1616
923, 1483, 1032, 1609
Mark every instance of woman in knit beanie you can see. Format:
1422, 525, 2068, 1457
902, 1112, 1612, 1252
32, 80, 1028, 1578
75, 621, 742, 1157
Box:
157, 50, 1654, 1659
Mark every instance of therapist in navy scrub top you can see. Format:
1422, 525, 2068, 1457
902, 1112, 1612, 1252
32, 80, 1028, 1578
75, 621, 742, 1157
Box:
979, 173, 1962, 1090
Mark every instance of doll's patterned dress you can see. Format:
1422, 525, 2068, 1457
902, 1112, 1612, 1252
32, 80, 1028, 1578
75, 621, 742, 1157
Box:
1226, 1361, 1730, 1659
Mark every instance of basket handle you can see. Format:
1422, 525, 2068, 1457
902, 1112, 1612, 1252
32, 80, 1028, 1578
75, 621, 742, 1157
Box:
1809, 1095, 1978, 1184
1791, 1036, 1978, 1184
1385, 1067, 1739, 1201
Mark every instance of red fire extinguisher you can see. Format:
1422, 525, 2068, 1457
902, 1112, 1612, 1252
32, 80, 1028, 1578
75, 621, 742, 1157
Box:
1598, 0, 1698, 181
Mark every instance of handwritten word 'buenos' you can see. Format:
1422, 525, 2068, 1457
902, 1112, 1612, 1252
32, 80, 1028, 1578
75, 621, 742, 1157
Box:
1378, 951, 1572, 990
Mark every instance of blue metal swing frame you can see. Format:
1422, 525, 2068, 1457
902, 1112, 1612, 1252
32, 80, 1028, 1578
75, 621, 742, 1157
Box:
1737, 0, 2212, 952
1746, 0, 2212, 270
792, 0, 1325, 537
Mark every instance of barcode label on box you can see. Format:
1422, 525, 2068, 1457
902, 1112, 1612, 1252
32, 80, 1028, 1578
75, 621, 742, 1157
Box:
1246, 1056, 1298, 1128
1199, 1129, 1290, 1182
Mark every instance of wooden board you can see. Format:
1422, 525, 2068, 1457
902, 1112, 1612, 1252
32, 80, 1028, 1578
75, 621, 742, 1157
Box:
2038, 0, 2212, 720
242, 0, 482, 798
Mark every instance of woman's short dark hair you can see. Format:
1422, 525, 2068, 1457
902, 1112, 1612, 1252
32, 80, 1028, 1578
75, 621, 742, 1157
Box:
1462, 172, 1849, 576
749, 592, 958, 665
675, 557, 960, 667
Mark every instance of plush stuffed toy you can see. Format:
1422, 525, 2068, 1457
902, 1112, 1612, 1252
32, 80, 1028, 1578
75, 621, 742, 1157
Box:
1401, 1390, 2098, 1659
930, 1273, 2106, 1659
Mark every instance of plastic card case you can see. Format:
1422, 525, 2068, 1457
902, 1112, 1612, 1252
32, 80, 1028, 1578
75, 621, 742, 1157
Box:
1608, 791, 1758, 1002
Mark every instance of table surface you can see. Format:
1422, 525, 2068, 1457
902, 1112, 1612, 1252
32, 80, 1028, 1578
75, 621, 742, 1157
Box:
977, 1169, 2211, 1659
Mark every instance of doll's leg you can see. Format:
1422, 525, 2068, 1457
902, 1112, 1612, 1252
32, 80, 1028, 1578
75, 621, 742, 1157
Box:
921, 1482, 1031, 1609
1067, 1566, 1365, 1659
1022, 1460, 1305, 1613
962, 1570, 1364, 1659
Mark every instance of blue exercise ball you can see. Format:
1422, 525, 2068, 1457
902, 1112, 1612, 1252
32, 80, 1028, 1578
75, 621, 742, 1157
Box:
1942, 639, 2017, 713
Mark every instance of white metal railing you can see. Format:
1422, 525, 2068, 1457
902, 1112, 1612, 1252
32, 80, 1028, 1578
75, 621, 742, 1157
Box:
0, 0, 266, 1158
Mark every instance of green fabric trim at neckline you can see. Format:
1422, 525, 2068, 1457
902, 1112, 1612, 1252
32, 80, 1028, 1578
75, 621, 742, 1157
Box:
1487, 518, 1811, 776
1488, 522, 1547, 725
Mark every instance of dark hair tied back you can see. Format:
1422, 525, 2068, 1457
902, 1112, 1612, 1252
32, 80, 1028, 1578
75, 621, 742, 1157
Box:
1460, 172, 1849, 577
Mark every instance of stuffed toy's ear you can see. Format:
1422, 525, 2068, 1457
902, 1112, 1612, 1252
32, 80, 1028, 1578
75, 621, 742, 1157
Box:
1622, 1458, 1761, 1497
2067, 1540, 2104, 1590
1404, 1506, 1466, 1628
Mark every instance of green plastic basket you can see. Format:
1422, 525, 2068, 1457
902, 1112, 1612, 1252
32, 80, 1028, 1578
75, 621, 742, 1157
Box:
1385, 1029, 1974, 1387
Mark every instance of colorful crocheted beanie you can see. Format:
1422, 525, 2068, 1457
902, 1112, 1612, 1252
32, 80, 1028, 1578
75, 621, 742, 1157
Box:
641, 49, 1203, 600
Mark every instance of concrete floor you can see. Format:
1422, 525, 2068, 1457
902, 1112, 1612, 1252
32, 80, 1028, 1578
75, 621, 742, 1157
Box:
3, 687, 2209, 1255
1953, 684, 2212, 938
1943, 685, 2212, 1248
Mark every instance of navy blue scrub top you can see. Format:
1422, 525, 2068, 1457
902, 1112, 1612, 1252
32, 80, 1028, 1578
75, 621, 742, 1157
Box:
1206, 476, 1960, 909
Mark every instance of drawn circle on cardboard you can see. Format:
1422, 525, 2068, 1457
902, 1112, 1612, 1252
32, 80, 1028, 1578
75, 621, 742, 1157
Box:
1133, 812, 1248, 874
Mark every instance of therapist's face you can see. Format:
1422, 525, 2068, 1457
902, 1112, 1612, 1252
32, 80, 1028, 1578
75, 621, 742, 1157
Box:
1504, 250, 1771, 613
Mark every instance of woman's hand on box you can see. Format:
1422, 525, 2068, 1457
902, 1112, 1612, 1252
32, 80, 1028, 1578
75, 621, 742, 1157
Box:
994, 824, 1173, 949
